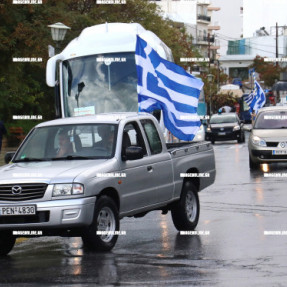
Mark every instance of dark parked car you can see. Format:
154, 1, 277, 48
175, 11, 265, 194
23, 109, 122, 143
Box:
205, 113, 245, 144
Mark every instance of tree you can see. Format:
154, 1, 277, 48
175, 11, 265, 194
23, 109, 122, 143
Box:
0, 0, 199, 124
250, 55, 282, 87
201, 67, 229, 114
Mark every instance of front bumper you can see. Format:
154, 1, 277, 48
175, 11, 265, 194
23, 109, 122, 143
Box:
250, 149, 287, 163
206, 130, 241, 141
0, 197, 96, 231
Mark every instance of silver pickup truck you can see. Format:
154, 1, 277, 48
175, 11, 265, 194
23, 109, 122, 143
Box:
0, 113, 215, 255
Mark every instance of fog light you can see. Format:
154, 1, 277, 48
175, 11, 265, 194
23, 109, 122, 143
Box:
62, 209, 80, 220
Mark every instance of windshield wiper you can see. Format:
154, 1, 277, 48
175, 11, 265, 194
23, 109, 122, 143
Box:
50, 155, 93, 161
14, 157, 46, 163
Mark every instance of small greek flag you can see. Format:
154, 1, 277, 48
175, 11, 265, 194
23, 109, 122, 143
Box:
244, 71, 266, 113
135, 36, 204, 141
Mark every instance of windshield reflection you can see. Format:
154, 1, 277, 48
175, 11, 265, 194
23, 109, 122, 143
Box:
13, 124, 118, 162
62, 52, 138, 117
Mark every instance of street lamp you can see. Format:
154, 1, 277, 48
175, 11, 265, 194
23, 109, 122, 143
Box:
48, 22, 71, 54
207, 74, 214, 115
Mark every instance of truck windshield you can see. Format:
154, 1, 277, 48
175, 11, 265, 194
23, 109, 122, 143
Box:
13, 124, 118, 162
62, 52, 138, 117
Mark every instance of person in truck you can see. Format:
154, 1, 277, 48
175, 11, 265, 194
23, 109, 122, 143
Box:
56, 130, 74, 157
95, 125, 115, 154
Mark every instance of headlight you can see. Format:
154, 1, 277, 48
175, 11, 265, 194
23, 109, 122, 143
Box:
233, 125, 240, 131
206, 126, 211, 132
52, 183, 84, 197
251, 136, 267, 147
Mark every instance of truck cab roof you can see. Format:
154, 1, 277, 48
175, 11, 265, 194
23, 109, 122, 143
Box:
36, 113, 156, 128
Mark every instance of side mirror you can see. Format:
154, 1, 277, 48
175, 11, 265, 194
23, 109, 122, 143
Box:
5, 152, 15, 164
122, 146, 143, 161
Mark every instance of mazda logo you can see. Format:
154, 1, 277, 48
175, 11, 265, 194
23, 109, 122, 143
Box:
11, 185, 22, 195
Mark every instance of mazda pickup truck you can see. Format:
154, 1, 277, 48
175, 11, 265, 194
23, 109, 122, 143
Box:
0, 113, 215, 255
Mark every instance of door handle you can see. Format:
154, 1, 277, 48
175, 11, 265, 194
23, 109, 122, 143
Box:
147, 166, 153, 172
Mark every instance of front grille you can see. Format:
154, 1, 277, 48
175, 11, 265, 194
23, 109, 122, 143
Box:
212, 127, 233, 132
266, 142, 279, 147
0, 211, 49, 224
0, 184, 47, 201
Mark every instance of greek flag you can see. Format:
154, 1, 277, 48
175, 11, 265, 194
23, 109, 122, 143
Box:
135, 36, 204, 141
244, 71, 266, 113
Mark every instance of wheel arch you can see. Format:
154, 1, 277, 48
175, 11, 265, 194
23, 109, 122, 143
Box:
182, 167, 200, 192
98, 187, 120, 210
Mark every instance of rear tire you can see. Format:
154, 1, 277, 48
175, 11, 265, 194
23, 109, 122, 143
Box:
0, 232, 16, 256
171, 181, 200, 231
82, 196, 119, 252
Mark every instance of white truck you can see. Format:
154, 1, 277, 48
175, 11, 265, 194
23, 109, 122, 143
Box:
46, 23, 173, 121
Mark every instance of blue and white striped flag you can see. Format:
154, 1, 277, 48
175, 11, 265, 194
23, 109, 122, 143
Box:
244, 71, 266, 113
135, 36, 204, 141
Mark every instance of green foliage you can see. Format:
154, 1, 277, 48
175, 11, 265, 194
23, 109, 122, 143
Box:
0, 0, 199, 125
212, 92, 237, 113
250, 55, 282, 87
201, 67, 229, 114
6, 120, 39, 135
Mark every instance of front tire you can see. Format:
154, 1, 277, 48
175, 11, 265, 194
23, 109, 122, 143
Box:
249, 155, 259, 170
171, 181, 200, 231
238, 132, 245, 143
0, 232, 16, 256
82, 196, 119, 252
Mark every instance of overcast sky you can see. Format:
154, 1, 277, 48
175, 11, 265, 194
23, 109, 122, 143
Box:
243, 0, 287, 37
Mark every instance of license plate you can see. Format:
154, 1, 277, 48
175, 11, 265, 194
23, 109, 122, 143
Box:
218, 132, 226, 135
0, 206, 36, 216
272, 150, 287, 155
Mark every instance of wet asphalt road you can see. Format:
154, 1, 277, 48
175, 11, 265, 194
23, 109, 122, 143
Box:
1, 131, 287, 286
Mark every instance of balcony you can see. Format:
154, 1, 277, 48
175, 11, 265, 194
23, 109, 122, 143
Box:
210, 40, 220, 50
197, 35, 215, 44
208, 22, 220, 31
208, 6, 220, 11
197, 0, 210, 5
197, 14, 211, 23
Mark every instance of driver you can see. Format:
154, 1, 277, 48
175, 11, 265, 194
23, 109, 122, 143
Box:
56, 130, 74, 157
95, 126, 115, 154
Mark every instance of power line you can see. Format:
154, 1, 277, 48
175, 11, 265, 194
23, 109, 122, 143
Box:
215, 32, 286, 49
215, 35, 286, 54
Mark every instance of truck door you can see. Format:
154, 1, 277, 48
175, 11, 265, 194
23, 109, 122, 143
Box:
119, 121, 162, 212
140, 119, 174, 203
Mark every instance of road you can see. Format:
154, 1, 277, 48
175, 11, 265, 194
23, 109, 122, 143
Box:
1, 133, 287, 286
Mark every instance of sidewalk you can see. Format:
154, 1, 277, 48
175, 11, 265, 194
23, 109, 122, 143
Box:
0, 146, 17, 166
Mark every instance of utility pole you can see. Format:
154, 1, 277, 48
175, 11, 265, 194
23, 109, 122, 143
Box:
276, 22, 279, 67
208, 32, 211, 71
